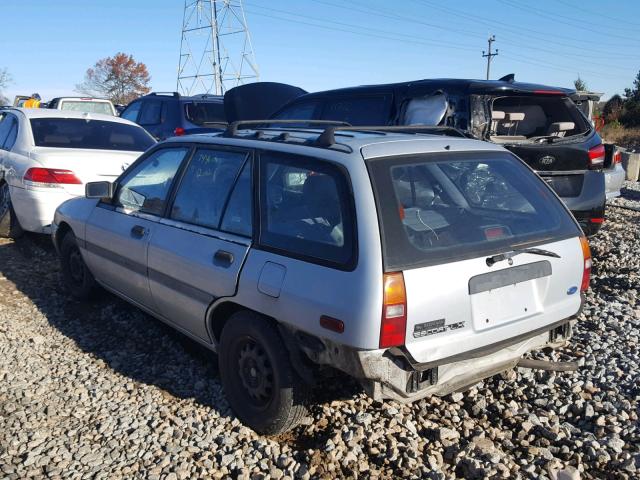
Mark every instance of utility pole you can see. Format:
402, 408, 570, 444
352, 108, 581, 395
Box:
177, 0, 259, 96
482, 35, 498, 80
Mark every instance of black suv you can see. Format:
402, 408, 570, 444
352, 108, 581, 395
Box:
266, 77, 607, 235
121, 92, 226, 141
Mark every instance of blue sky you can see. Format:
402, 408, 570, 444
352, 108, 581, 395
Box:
2, 0, 639, 102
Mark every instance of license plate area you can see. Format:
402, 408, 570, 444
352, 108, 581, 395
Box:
469, 261, 551, 331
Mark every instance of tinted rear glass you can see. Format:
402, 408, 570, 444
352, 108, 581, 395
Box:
321, 96, 390, 125
184, 101, 226, 125
59, 101, 113, 115
368, 151, 580, 270
30, 118, 155, 151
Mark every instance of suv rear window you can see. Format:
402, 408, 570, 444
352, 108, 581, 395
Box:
184, 102, 226, 125
59, 101, 113, 115
30, 118, 155, 151
368, 151, 580, 270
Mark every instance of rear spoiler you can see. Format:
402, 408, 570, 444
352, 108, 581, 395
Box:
224, 82, 307, 123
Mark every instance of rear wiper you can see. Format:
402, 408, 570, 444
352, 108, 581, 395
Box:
486, 247, 560, 267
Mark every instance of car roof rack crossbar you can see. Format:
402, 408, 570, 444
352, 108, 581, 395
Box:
316, 125, 468, 147
223, 119, 351, 138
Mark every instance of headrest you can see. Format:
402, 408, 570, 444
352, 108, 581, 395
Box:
548, 122, 575, 133
491, 110, 506, 120
506, 112, 525, 121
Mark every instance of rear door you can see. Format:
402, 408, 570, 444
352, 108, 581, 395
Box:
84, 147, 188, 307
366, 150, 584, 363
147, 147, 253, 340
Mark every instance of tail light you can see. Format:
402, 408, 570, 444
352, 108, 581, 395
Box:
613, 150, 622, 164
380, 272, 407, 348
24, 168, 82, 187
588, 144, 605, 169
174, 127, 185, 136
580, 236, 591, 292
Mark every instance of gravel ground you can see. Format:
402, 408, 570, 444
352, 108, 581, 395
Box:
1, 184, 639, 480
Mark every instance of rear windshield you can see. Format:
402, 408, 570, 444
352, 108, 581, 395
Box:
59, 101, 114, 115
488, 95, 589, 142
368, 151, 580, 270
30, 118, 155, 151
184, 101, 226, 125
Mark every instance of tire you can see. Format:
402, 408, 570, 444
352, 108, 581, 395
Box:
0, 182, 24, 239
60, 231, 96, 300
218, 311, 308, 435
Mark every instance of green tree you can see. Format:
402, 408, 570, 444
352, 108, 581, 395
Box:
621, 69, 640, 127
574, 76, 588, 91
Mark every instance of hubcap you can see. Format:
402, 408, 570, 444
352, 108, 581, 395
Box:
68, 248, 85, 285
237, 338, 274, 406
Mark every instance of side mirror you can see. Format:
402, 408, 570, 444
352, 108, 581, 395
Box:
85, 181, 114, 199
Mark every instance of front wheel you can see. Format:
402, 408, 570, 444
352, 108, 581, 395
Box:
0, 183, 24, 239
218, 311, 308, 435
60, 232, 96, 300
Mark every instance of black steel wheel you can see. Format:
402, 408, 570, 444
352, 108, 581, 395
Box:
60, 231, 96, 300
0, 182, 23, 239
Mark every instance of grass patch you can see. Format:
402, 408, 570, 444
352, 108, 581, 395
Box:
600, 125, 640, 150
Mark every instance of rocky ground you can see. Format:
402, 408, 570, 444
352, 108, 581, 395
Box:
1, 184, 639, 480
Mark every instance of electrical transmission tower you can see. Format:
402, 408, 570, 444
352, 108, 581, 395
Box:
177, 0, 259, 96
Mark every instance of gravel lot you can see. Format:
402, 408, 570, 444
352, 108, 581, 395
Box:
1, 183, 639, 480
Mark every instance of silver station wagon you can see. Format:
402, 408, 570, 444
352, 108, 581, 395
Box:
52, 122, 592, 434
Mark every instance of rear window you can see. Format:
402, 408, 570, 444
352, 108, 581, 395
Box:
489, 96, 589, 141
321, 96, 390, 126
184, 101, 226, 125
30, 118, 155, 151
59, 101, 114, 115
368, 151, 580, 270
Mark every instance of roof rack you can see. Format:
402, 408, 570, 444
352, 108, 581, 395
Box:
315, 125, 469, 147
223, 119, 351, 137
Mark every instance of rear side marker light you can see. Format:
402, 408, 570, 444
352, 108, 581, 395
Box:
580, 236, 592, 292
380, 272, 407, 349
24, 168, 82, 187
320, 315, 344, 333
174, 127, 185, 136
613, 150, 622, 164
588, 144, 605, 168
589, 217, 604, 224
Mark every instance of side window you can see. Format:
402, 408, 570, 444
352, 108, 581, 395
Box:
170, 149, 247, 230
220, 160, 252, 236
115, 147, 188, 215
321, 96, 390, 126
138, 101, 163, 125
121, 102, 142, 122
260, 153, 355, 267
272, 101, 320, 122
3, 119, 18, 150
0, 114, 12, 148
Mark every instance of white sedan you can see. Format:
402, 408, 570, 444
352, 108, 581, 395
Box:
0, 108, 156, 237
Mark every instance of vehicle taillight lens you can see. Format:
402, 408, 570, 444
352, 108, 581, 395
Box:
613, 150, 622, 164
588, 144, 605, 169
24, 168, 82, 187
380, 272, 407, 349
174, 127, 185, 136
580, 236, 591, 292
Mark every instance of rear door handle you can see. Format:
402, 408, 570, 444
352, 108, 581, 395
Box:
131, 225, 147, 238
213, 250, 234, 265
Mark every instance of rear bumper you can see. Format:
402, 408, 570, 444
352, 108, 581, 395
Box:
604, 163, 625, 199
10, 186, 76, 234
302, 317, 575, 403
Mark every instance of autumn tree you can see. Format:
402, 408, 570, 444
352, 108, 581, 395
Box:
0, 68, 11, 105
76, 53, 151, 105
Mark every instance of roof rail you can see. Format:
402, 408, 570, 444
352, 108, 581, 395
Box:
316, 125, 469, 147
148, 92, 180, 98
223, 119, 351, 137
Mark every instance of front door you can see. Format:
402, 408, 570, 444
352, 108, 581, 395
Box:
147, 147, 253, 340
84, 147, 189, 307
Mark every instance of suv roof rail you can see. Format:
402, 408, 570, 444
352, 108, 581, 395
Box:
223, 119, 351, 137
148, 92, 180, 98
316, 125, 469, 147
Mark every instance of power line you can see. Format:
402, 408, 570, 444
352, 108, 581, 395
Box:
482, 35, 498, 80
555, 0, 640, 28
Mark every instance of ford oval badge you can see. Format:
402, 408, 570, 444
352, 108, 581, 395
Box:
540, 155, 556, 166
567, 286, 578, 295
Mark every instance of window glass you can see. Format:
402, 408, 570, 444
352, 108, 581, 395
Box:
59, 101, 114, 115
30, 118, 155, 151
3, 120, 18, 150
272, 101, 320, 121
138, 101, 163, 125
121, 102, 142, 122
220, 160, 252, 236
0, 114, 12, 147
321, 96, 389, 126
116, 148, 188, 215
184, 102, 226, 125
171, 149, 246, 229
260, 153, 354, 266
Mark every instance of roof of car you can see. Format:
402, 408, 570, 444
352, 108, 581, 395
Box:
7, 107, 139, 125
163, 127, 506, 161
285, 78, 575, 100
50, 97, 113, 102
140, 92, 223, 102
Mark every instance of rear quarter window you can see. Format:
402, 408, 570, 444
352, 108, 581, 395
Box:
321, 95, 391, 126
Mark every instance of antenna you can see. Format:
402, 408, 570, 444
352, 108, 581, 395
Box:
177, 0, 259, 96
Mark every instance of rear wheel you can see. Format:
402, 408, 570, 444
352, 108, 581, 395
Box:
218, 311, 308, 435
60, 232, 96, 300
0, 183, 24, 239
